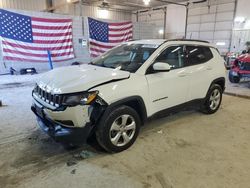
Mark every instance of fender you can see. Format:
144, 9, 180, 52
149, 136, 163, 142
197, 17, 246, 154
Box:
100, 96, 148, 125
205, 77, 225, 98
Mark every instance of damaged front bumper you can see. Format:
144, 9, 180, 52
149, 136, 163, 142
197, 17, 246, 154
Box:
31, 98, 106, 144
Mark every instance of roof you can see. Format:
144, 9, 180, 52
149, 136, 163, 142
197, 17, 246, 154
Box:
127, 39, 214, 48
128, 39, 166, 45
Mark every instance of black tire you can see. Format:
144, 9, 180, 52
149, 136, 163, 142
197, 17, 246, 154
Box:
229, 71, 240, 83
201, 84, 223, 114
96, 105, 141, 153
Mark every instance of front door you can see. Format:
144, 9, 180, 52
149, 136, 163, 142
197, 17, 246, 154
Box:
145, 45, 190, 114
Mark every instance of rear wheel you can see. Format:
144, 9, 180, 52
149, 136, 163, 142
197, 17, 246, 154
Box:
201, 84, 222, 114
96, 105, 141, 153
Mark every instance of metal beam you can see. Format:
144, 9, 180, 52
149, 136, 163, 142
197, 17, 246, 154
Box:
156, 0, 188, 7
163, 7, 167, 39
229, 0, 238, 52
184, 3, 189, 38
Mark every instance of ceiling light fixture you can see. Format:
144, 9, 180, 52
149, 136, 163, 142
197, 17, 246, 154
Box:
234, 17, 246, 23
158, 29, 164, 35
216, 42, 226, 46
98, 9, 109, 19
143, 0, 150, 6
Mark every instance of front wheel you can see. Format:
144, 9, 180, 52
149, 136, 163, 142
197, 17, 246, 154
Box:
96, 105, 141, 153
201, 84, 223, 114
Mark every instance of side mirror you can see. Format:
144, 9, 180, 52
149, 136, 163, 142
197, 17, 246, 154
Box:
153, 62, 171, 72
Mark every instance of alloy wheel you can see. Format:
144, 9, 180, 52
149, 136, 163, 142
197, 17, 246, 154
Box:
109, 114, 136, 147
209, 89, 221, 110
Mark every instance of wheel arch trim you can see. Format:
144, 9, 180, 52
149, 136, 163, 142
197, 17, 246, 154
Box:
103, 96, 148, 125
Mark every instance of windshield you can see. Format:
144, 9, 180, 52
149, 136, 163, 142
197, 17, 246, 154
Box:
91, 43, 158, 73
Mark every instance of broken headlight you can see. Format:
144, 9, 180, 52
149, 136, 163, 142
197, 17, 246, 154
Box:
63, 91, 99, 106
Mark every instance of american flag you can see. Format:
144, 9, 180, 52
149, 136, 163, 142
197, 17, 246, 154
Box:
0, 9, 74, 62
88, 17, 133, 57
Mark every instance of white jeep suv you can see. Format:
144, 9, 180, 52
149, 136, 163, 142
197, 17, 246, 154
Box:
31, 39, 226, 152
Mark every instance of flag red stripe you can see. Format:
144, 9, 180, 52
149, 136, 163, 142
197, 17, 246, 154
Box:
32, 17, 72, 23
3, 49, 73, 58
109, 30, 133, 37
109, 22, 132, 26
109, 25, 133, 32
32, 25, 72, 30
90, 47, 106, 53
2, 41, 73, 51
90, 41, 115, 49
4, 56, 74, 62
33, 38, 72, 44
33, 32, 72, 37
90, 53, 99, 58
109, 36, 133, 43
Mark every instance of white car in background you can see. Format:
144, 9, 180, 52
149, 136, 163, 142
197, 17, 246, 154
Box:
31, 39, 226, 152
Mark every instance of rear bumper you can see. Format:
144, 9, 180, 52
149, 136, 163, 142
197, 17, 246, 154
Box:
31, 105, 93, 144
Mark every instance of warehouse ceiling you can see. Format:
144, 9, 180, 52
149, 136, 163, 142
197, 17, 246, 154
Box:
85, 0, 187, 8
62, 0, 189, 11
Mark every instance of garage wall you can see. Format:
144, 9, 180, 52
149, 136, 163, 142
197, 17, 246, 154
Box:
187, 0, 236, 55
132, 4, 187, 39
0, 8, 156, 74
53, 0, 132, 21
0, 8, 87, 73
0, 0, 46, 11
231, 29, 250, 52
230, 0, 250, 52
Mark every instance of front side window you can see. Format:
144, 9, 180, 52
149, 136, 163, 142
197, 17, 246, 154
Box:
91, 44, 158, 73
154, 45, 185, 70
185, 46, 213, 66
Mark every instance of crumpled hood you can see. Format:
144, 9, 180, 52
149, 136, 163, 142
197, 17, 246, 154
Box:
37, 64, 130, 94
238, 54, 250, 63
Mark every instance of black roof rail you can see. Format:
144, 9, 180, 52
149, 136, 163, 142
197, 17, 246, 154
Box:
166, 39, 210, 43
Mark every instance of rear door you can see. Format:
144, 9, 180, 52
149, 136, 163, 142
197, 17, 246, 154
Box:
184, 45, 214, 101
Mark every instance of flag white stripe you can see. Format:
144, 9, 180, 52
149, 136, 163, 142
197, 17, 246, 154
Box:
2, 38, 73, 48
109, 23, 133, 29
109, 34, 133, 41
2, 43, 73, 54
31, 21, 72, 27
90, 51, 103, 57
32, 28, 72, 34
3, 52, 74, 61
33, 35, 72, 41
89, 39, 122, 47
109, 29, 132, 35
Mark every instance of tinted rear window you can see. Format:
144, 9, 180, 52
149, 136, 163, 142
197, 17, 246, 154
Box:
185, 46, 213, 66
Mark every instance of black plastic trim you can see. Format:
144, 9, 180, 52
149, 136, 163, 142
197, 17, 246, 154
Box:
208, 77, 226, 92
148, 98, 205, 120
102, 96, 148, 125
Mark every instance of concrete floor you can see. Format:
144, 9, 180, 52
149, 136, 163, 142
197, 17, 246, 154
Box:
0, 74, 250, 188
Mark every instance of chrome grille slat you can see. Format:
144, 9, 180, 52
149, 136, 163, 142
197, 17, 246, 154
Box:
34, 85, 62, 107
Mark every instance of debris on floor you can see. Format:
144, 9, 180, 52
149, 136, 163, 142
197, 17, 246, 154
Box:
73, 150, 96, 160
66, 159, 78, 166
157, 130, 163, 134
71, 169, 76, 174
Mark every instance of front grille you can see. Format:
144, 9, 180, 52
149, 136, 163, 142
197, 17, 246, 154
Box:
33, 85, 64, 107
